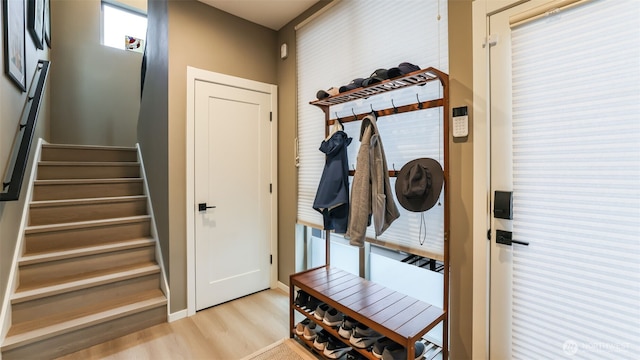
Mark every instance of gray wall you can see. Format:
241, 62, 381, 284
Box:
0, 3, 50, 323
49, 0, 142, 146
159, 0, 277, 313
137, 0, 169, 285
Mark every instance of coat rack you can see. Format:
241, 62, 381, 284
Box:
292, 67, 450, 360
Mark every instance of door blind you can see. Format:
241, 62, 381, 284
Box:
296, 0, 448, 258
510, 1, 640, 358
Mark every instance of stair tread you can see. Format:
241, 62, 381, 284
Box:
12, 263, 160, 303
30, 195, 147, 207
34, 178, 143, 185
42, 144, 136, 151
38, 161, 140, 166
25, 215, 151, 234
2, 292, 166, 350
20, 237, 155, 264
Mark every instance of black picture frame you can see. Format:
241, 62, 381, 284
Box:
27, 0, 44, 50
3, 0, 27, 91
43, 0, 50, 48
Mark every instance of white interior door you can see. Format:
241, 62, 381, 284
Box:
489, 1, 640, 358
194, 79, 272, 310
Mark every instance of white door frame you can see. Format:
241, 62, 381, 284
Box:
185, 66, 278, 316
470, 0, 534, 358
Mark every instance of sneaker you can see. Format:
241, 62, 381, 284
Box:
323, 336, 352, 359
294, 318, 310, 336
303, 321, 321, 341
294, 290, 309, 309
322, 307, 343, 327
381, 342, 427, 360
305, 295, 321, 312
338, 317, 358, 339
314, 303, 330, 320
313, 330, 330, 351
372, 337, 398, 358
346, 349, 367, 360
349, 324, 383, 349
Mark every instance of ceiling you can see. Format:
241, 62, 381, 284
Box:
197, 0, 320, 31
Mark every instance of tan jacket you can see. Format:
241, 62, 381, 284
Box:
345, 115, 400, 247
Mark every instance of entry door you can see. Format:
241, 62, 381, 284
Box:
489, 1, 640, 358
194, 79, 272, 310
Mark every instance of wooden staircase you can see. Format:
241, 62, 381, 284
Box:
1, 144, 167, 360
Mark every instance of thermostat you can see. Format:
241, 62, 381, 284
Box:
452, 106, 469, 138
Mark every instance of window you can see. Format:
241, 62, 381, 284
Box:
101, 1, 147, 51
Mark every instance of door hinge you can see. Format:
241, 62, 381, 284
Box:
270, 112, 272, 122
487, 229, 491, 240
270, 183, 272, 193
270, 254, 273, 264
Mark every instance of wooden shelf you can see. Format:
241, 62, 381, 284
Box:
291, 266, 444, 360
310, 67, 447, 109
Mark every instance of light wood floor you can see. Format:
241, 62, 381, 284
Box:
56, 289, 291, 360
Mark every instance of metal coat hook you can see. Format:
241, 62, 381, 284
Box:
352, 164, 356, 171
391, 99, 398, 113
417, 94, 423, 109
352, 108, 358, 121
392, 163, 398, 176
370, 104, 377, 118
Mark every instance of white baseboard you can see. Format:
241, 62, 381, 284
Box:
277, 281, 289, 294
168, 309, 187, 323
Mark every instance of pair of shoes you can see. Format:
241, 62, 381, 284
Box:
381, 342, 428, 360
294, 318, 310, 336
313, 329, 331, 351
349, 324, 383, 349
338, 317, 358, 339
314, 303, 330, 320
294, 290, 320, 312
322, 307, 343, 327
372, 337, 398, 358
323, 335, 352, 359
294, 290, 309, 308
302, 321, 321, 340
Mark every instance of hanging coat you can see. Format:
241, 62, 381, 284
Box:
313, 129, 352, 234
345, 115, 400, 247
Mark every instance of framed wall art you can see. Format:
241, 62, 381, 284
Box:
3, 0, 27, 91
28, 0, 44, 50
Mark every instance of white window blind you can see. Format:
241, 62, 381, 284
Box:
296, 0, 448, 259
510, 1, 640, 358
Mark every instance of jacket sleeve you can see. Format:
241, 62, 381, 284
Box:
344, 124, 372, 247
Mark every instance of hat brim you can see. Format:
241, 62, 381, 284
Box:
394, 158, 444, 212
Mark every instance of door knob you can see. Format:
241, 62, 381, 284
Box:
198, 203, 216, 211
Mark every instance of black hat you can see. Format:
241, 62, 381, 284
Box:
339, 78, 364, 93
395, 158, 443, 212
387, 62, 420, 79
362, 69, 389, 87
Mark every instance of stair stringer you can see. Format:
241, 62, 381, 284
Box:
135, 143, 171, 319
0, 138, 45, 348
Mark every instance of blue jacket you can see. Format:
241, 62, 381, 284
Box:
313, 130, 352, 233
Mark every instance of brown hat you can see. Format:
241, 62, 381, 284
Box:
395, 158, 443, 212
